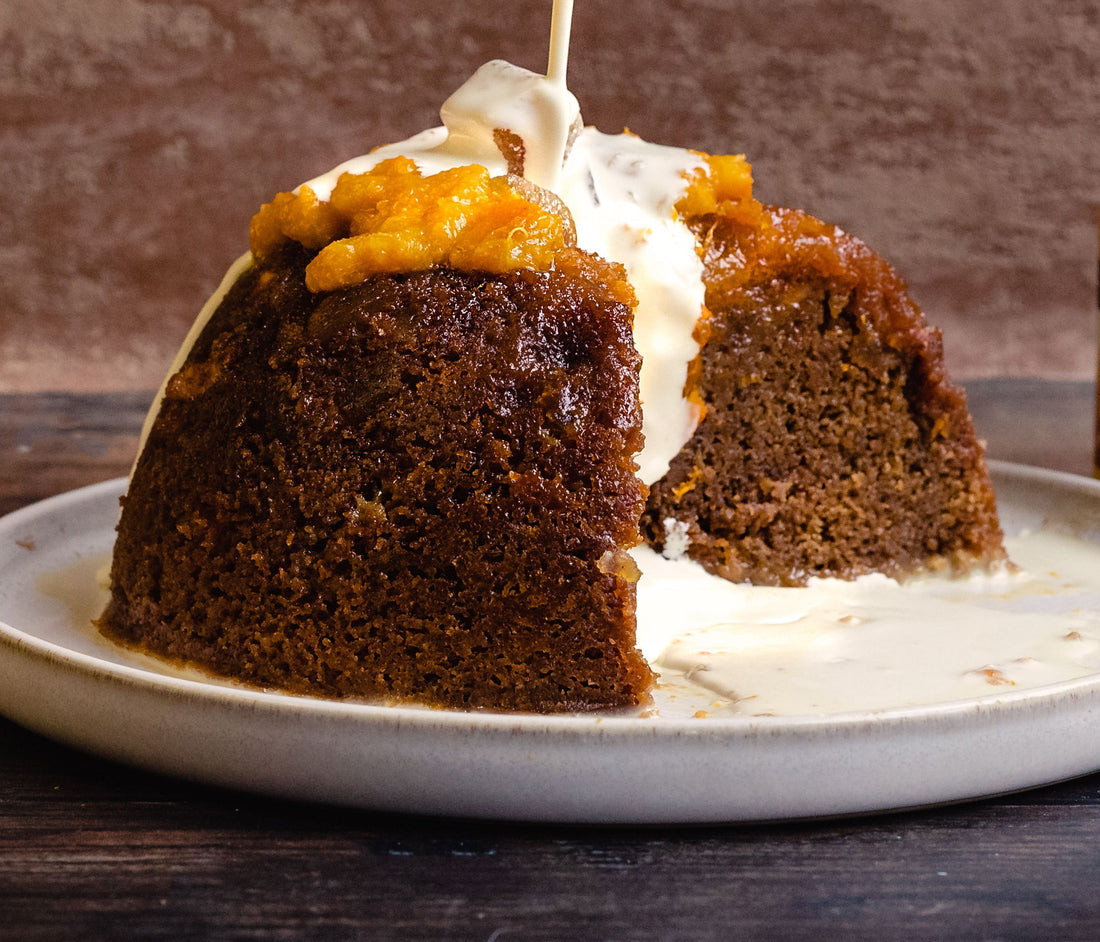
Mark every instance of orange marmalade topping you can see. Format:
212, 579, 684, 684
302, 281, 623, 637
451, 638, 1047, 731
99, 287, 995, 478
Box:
676, 153, 759, 223
250, 157, 571, 292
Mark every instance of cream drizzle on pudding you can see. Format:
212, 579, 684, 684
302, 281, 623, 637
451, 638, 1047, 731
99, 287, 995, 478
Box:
138, 2, 708, 487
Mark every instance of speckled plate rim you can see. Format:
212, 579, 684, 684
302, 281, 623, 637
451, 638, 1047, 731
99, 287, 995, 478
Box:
2, 463, 1100, 824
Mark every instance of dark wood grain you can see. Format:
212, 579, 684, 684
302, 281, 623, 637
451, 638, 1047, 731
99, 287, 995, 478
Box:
0, 391, 148, 516
2, 381, 1099, 940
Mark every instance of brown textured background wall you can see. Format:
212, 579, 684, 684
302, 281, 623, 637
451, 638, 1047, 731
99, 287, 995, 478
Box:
1, 0, 1097, 392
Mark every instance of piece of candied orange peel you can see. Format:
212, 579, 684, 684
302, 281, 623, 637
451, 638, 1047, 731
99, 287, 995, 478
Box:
677, 153, 756, 218
249, 157, 575, 292
249, 185, 346, 259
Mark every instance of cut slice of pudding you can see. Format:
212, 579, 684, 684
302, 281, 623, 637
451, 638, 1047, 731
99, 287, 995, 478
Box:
643, 198, 1005, 586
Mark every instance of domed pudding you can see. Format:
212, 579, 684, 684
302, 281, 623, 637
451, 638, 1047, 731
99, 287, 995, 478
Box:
99, 60, 1003, 712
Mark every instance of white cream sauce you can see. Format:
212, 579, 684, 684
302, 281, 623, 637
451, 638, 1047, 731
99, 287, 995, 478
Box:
634, 530, 1100, 717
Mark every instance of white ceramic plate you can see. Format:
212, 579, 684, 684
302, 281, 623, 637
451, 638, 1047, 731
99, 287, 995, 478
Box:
3, 462, 1100, 824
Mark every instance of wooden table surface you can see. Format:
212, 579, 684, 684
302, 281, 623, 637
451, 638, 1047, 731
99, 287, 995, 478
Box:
2, 379, 1099, 940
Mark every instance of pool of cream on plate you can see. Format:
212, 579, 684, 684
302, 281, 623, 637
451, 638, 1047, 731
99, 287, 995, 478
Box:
635, 528, 1100, 717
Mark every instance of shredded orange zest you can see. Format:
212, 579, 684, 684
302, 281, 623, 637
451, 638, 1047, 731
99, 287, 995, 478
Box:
671, 465, 705, 500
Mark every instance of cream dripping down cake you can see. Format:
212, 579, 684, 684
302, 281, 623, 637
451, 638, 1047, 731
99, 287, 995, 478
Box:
99, 28, 1004, 712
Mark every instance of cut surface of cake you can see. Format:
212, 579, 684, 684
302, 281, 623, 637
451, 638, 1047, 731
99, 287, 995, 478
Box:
643, 202, 1004, 586
100, 59, 1005, 712
103, 234, 654, 712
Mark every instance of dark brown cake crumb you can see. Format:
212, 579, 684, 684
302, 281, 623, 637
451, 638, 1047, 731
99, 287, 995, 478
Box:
642, 205, 1004, 586
102, 244, 653, 712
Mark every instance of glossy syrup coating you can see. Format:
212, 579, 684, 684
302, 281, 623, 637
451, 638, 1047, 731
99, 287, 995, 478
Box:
103, 244, 652, 712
